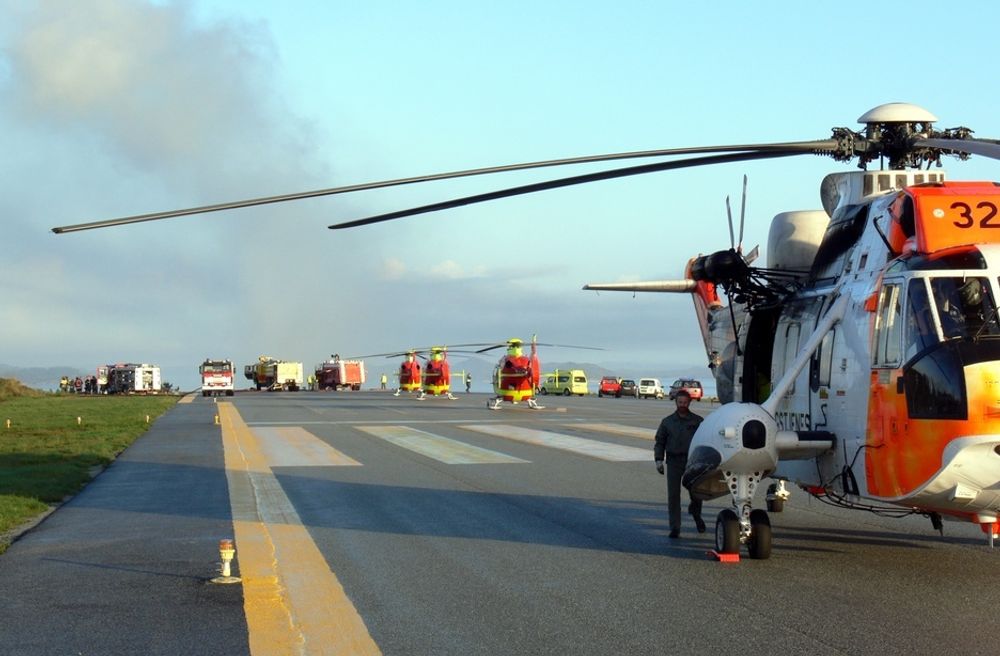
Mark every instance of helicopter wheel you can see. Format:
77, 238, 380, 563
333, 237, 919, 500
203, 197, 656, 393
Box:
715, 508, 740, 553
766, 484, 785, 513
714, 509, 740, 554
747, 509, 772, 560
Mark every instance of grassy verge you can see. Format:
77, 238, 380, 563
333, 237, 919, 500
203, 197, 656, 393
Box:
0, 384, 179, 553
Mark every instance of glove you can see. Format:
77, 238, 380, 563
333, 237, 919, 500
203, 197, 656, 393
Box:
655, 460, 664, 475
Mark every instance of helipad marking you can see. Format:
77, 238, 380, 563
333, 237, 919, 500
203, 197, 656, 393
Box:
356, 425, 528, 464
571, 423, 655, 440
219, 403, 381, 655
252, 426, 362, 467
460, 424, 650, 461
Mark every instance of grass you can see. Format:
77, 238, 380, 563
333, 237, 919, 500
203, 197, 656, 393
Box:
0, 379, 178, 553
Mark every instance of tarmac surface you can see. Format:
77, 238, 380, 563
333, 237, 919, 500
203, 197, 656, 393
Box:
1, 390, 998, 655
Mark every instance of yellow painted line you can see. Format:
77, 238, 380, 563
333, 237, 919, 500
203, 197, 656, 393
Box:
252, 426, 362, 467
219, 403, 380, 656
460, 424, 651, 461
571, 423, 655, 440
356, 425, 528, 464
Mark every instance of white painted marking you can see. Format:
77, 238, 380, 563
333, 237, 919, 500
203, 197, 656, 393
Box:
571, 423, 655, 440
356, 425, 528, 464
252, 426, 362, 467
460, 424, 651, 461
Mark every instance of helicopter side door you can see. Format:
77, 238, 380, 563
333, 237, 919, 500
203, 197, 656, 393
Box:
865, 279, 907, 496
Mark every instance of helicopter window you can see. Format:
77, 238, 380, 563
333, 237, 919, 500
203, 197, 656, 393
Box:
778, 323, 801, 394
903, 248, 988, 271
817, 329, 835, 387
905, 279, 937, 362
904, 341, 968, 420
873, 283, 903, 367
930, 276, 999, 340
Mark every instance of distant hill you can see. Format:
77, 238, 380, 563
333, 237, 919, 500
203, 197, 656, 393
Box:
0, 364, 88, 391
0, 378, 44, 400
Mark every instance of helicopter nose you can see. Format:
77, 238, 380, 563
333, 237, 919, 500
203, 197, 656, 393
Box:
682, 445, 722, 490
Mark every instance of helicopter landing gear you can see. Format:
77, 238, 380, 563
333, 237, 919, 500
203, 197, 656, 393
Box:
977, 520, 1000, 547
488, 397, 503, 410
527, 398, 543, 409
393, 389, 401, 397
715, 469, 772, 559
766, 480, 790, 512
446, 392, 457, 400
417, 391, 426, 400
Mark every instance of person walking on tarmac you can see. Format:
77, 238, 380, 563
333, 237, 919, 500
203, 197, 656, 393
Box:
654, 389, 705, 538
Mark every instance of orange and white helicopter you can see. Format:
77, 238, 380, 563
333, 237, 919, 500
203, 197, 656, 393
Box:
53, 102, 1000, 560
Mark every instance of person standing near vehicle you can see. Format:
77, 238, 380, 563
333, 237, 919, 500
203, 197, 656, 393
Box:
654, 389, 705, 538
465, 372, 472, 393
380, 373, 388, 390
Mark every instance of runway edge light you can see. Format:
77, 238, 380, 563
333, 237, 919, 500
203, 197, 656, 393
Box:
210, 538, 241, 584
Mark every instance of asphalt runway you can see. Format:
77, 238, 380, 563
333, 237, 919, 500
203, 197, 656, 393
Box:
1, 390, 997, 655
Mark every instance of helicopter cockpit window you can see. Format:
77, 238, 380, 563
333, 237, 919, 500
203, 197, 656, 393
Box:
929, 276, 999, 341
905, 279, 937, 361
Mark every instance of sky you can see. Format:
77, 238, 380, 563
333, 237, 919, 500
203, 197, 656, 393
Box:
4, 0, 1000, 391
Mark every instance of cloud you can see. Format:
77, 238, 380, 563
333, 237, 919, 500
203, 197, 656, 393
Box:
381, 257, 407, 280
2, 0, 311, 194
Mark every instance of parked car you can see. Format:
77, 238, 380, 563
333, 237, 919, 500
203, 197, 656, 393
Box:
539, 369, 589, 396
638, 378, 664, 399
598, 376, 622, 397
618, 379, 639, 398
668, 378, 704, 401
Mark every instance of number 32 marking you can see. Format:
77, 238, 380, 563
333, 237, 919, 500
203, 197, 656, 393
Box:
951, 201, 1000, 228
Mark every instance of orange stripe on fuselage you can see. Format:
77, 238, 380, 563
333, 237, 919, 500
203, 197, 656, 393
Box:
866, 361, 1000, 499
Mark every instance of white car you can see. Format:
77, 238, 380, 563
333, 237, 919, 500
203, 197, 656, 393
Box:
638, 378, 664, 399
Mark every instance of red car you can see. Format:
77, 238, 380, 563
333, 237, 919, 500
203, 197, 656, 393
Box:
668, 379, 704, 401
598, 376, 622, 397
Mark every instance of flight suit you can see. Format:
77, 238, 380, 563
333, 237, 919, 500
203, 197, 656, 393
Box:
654, 410, 704, 535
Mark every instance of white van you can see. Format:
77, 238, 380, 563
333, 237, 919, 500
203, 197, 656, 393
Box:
638, 378, 664, 399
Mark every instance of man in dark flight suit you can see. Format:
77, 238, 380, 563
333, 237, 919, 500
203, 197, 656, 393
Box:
654, 390, 705, 538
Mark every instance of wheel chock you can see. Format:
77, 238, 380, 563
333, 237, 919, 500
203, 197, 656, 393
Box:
709, 550, 740, 563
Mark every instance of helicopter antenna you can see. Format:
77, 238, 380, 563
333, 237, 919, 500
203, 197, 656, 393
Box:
725, 196, 735, 248
738, 174, 748, 253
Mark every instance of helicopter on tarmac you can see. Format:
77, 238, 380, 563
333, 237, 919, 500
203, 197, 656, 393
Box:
53, 102, 1000, 560
473, 336, 602, 410
477, 336, 543, 410
359, 346, 468, 400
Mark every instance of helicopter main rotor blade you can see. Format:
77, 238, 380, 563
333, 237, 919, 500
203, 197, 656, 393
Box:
329, 147, 829, 230
914, 137, 1000, 161
583, 280, 696, 293
51, 140, 836, 234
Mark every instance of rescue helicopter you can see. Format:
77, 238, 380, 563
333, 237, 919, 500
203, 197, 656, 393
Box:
473, 336, 603, 410
358, 346, 470, 399
477, 336, 542, 410
52, 102, 1000, 561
